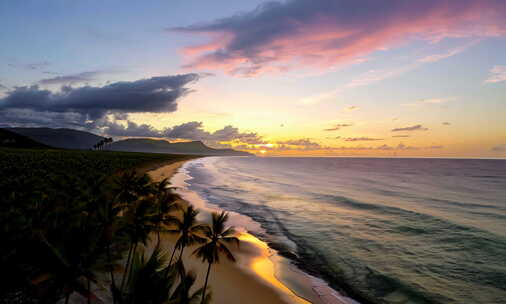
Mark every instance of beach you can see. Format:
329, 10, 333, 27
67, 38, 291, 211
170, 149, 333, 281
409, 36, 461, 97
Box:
147, 159, 318, 304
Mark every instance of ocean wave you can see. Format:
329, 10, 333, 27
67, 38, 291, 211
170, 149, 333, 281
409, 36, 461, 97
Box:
179, 157, 506, 304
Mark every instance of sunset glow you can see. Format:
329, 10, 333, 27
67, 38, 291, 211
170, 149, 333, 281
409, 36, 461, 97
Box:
0, 0, 505, 158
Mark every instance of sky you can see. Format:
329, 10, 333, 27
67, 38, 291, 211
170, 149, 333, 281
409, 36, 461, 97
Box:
1, 0, 505, 157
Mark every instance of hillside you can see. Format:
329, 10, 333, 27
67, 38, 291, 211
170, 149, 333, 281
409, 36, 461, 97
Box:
0, 128, 53, 149
109, 138, 253, 156
8, 127, 105, 150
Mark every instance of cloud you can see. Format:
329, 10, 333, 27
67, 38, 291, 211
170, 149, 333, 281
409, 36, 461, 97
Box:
164, 122, 265, 145
491, 144, 506, 152
392, 135, 410, 138
38, 71, 105, 85
276, 138, 322, 150
485, 65, 506, 83
8, 61, 50, 70
102, 119, 161, 137
442, 122, 451, 125
392, 124, 428, 132
402, 97, 455, 107
0, 109, 92, 129
324, 123, 353, 131
172, 0, 506, 76
344, 106, 359, 111
418, 42, 476, 63
344, 137, 383, 142
0, 74, 200, 123
299, 88, 341, 105
101, 119, 265, 147
346, 64, 419, 88
248, 142, 444, 152
0, 83, 7, 90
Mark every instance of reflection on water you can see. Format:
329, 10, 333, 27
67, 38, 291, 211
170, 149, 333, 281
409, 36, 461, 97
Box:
180, 157, 506, 304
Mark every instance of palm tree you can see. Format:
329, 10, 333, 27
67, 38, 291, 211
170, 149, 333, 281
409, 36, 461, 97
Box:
193, 211, 239, 304
119, 198, 158, 292
167, 205, 206, 266
169, 267, 211, 304
113, 171, 154, 209
120, 244, 210, 304
153, 179, 180, 245
95, 190, 124, 302
122, 245, 176, 304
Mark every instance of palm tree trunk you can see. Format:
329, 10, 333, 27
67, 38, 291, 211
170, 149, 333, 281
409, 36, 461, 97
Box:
107, 243, 116, 288
65, 293, 70, 304
178, 246, 185, 261
125, 242, 138, 283
120, 241, 134, 292
168, 245, 178, 266
107, 243, 117, 304
200, 262, 212, 304
87, 278, 91, 304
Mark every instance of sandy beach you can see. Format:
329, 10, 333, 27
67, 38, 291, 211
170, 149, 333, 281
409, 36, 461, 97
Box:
147, 159, 358, 304
148, 159, 311, 304
64, 158, 354, 304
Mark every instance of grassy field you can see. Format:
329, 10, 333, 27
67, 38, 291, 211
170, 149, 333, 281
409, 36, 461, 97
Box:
0, 148, 194, 302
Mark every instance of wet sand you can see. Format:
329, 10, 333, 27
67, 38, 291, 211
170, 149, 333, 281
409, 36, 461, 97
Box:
148, 160, 356, 304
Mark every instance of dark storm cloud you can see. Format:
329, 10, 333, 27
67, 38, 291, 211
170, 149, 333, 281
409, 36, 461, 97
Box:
391, 125, 428, 132
102, 120, 161, 137
173, 0, 506, 76
0, 109, 88, 128
0, 74, 200, 120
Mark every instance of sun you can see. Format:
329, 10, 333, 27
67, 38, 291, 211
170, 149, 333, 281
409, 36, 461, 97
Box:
259, 150, 267, 154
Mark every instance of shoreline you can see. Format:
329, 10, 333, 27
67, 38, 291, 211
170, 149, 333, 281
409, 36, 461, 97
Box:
148, 158, 308, 303
147, 158, 359, 304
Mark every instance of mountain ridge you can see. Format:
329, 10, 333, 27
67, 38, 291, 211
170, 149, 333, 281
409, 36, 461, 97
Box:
108, 138, 253, 156
7, 127, 253, 156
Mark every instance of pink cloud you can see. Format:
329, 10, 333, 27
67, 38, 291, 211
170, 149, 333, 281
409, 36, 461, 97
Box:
172, 0, 506, 77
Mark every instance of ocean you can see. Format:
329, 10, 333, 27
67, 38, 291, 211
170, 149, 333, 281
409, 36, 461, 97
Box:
173, 157, 506, 304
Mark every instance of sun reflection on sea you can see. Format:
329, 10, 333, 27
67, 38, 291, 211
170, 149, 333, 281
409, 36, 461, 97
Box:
238, 233, 311, 304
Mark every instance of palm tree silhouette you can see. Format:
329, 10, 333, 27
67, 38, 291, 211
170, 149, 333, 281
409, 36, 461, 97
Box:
122, 244, 176, 304
193, 211, 239, 304
167, 205, 207, 266
113, 171, 154, 208
153, 178, 180, 245
119, 198, 157, 292
169, 265, 212, 304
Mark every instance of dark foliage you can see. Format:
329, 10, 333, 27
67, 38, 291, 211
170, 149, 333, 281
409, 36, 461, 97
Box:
0, 148, 190, 302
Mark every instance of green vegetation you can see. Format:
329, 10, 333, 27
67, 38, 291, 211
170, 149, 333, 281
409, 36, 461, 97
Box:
0, 148, 238, 303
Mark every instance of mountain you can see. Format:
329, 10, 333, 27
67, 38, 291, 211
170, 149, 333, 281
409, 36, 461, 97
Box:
0, 128, 53, 149
6, 128, 253, 156
7, 128, 105, 150
109, 138, 254, 156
